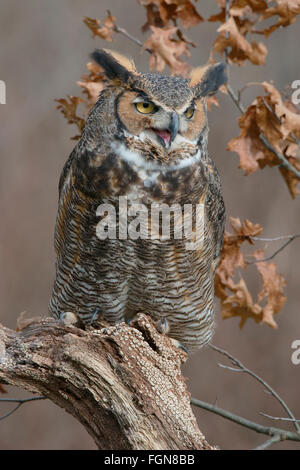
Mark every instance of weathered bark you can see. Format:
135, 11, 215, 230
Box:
0, 313, 213, 450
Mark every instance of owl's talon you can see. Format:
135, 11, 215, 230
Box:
155, 319, 188, 353
60, 311, 79, 327
126, 312, 144, 326
90, 308, 100, 326
178, 343, 189, 354
155, 318, 170, 335
170, 337, 189, 354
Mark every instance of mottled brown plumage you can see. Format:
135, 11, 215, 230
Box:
49, 49, 227, 352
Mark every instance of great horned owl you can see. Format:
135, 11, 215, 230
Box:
49, 49, 227, 352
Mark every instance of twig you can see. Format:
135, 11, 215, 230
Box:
0, 403, 22, 421
0, 396, 46, 421
217, 363, 243, 372
0, 396, 46, 403
251, 233, 300, 242
191, 397, 300, 443
254, 434, 282, 450
226, 83, 245, 114
260, 412, 300, 423
247, 233, 300, 264
259, 132, 300, 178
261, 96, 282, 124
209, 344, 300, 434
107, 10, 152, 54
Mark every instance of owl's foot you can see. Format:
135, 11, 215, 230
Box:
169, 338, 189, 354
90, 308, 100, 326
155, 318, 189, 354
154, 318, 170, 335
126, 314, 189, 354
59, 311, 80, 327
128, 316, 170, 334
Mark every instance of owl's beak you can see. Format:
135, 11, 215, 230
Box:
150, 112, 179, 148
169, 112, 179, 144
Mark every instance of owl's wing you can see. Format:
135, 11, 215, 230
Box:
54, 143, 119, 269
58, 147, 77, 196
205, 160, 226, 262
58, 144, 123, 199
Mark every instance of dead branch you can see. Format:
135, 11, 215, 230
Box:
190, 344, 300, 449
209, 344, 300, 433
0, 314, 212, 450
247, 233, 300, 264
191, 397, 300, 444
0, 396, 46, 421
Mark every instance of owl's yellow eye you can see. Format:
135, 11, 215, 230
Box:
184, 107, 195, 119
135, 101, 157, 114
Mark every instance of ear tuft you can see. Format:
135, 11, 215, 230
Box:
103, 49, 137, 74
189, 65, 209, 87
90, 49, 136, 82
190, 62, 227, 98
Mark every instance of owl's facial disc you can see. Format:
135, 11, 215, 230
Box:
117, 91, 197, 150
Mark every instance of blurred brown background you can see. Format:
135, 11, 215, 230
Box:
0, 0, 299, 450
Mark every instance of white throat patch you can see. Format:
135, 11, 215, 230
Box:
111, 142, 201, 188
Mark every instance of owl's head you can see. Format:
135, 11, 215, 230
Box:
91, 49, 227, 153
